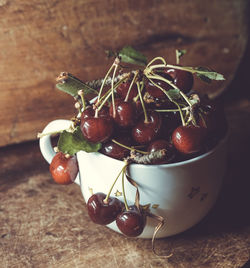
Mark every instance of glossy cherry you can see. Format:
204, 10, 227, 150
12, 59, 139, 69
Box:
165, 67, 194, 93
147, 139, 176, 164
87, 193, 124, 225
172, 125, 207, 154
145, 72, 173, 98
109, 100, 137, 128
116, 81, 138, 101
49, 152, 78, 185
81, 105, 109, 121
116, 205, 146, 237
132, 111, 162, 144
101, 134, 132, 160
81, 116, 114, 143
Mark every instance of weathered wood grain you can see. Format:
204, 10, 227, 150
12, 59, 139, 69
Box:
0, 0, 248, 147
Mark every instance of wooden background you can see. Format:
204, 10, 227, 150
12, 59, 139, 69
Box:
0, 0, 249, 147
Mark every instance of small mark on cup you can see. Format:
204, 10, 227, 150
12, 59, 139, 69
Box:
187, 187, 200, 199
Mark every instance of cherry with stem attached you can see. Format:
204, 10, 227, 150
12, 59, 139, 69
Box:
116, 165, 146, 237
50, 152, 79, 185
87, 164, 127, 225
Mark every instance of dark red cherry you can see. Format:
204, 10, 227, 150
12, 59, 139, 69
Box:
101, 135, 132, 160
87, 193, 123, 225
116, 81, 138, 101
172, 125, 207, 154
161, 112, 181, 138
147, 139, 176, 164
116, 206, 146, 237
132, 111, 162, 144
198, 99, 228, 140
145, 72, 173, 98
50, 152, 78, 185
81, 106, 109, 121
165, 67, 194, 93
80, 117, 114, 143
109, 100, 137, 128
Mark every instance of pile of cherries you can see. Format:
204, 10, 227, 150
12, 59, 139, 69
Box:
48, 55, 227, 238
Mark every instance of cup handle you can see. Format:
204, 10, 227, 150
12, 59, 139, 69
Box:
39, 119, 80, 186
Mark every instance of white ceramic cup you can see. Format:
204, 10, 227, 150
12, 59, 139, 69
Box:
40, 119, 228, 239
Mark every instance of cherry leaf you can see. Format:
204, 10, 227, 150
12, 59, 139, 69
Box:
58, 127, 101, 155
118, 46, 147, 66
177, 49, 187, 58
56, 72, 98, 98
167, 89, 182, 100
195, 67, 225, 83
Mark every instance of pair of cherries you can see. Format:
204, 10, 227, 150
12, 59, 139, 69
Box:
87, 193, 146, 237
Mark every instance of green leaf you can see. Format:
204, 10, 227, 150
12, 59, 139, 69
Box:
195, 67, 225, 83
57, 127, 102, 155
56, 72, 98, 98
176, 49, 187, 61
118, 46, 147, 66
167, 89, 181, 100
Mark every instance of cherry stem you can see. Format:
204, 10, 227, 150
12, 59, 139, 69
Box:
136, 81, 148, 123
147, 78, 186, 126
124, 71, 138, 102
155, 107, 189, 112
121, 163, 129, 211
78, 90, 86, 111
175, 49, 180, 65
96, 76, 128, 112
125, 175, 140, 210
103, 164, 127, 204
147, 62, 223, 78
95, 60, 117, 117
96, 90, 112, 112
146, 57, 167, 68
111, 139, 148, 155
111, 63, 119, 118
147, 73, 193, 107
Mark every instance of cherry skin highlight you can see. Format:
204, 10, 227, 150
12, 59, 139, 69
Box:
116, 206, 146, 237
80, 116, 114, 143
50, 152, 78, 185
87, 193, 124, 225
165, 67, 194, 93
101, 135, 132, 160
116, 81, 138, 101
145, 72, 173, 98
109, 100, 137, 128
172, 125, 207, 155
132, 111, 162, 144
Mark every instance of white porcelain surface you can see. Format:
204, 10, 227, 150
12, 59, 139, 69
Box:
40, 119, 228, 238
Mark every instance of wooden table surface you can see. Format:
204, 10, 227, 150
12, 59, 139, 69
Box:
1, 60, 250, 267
